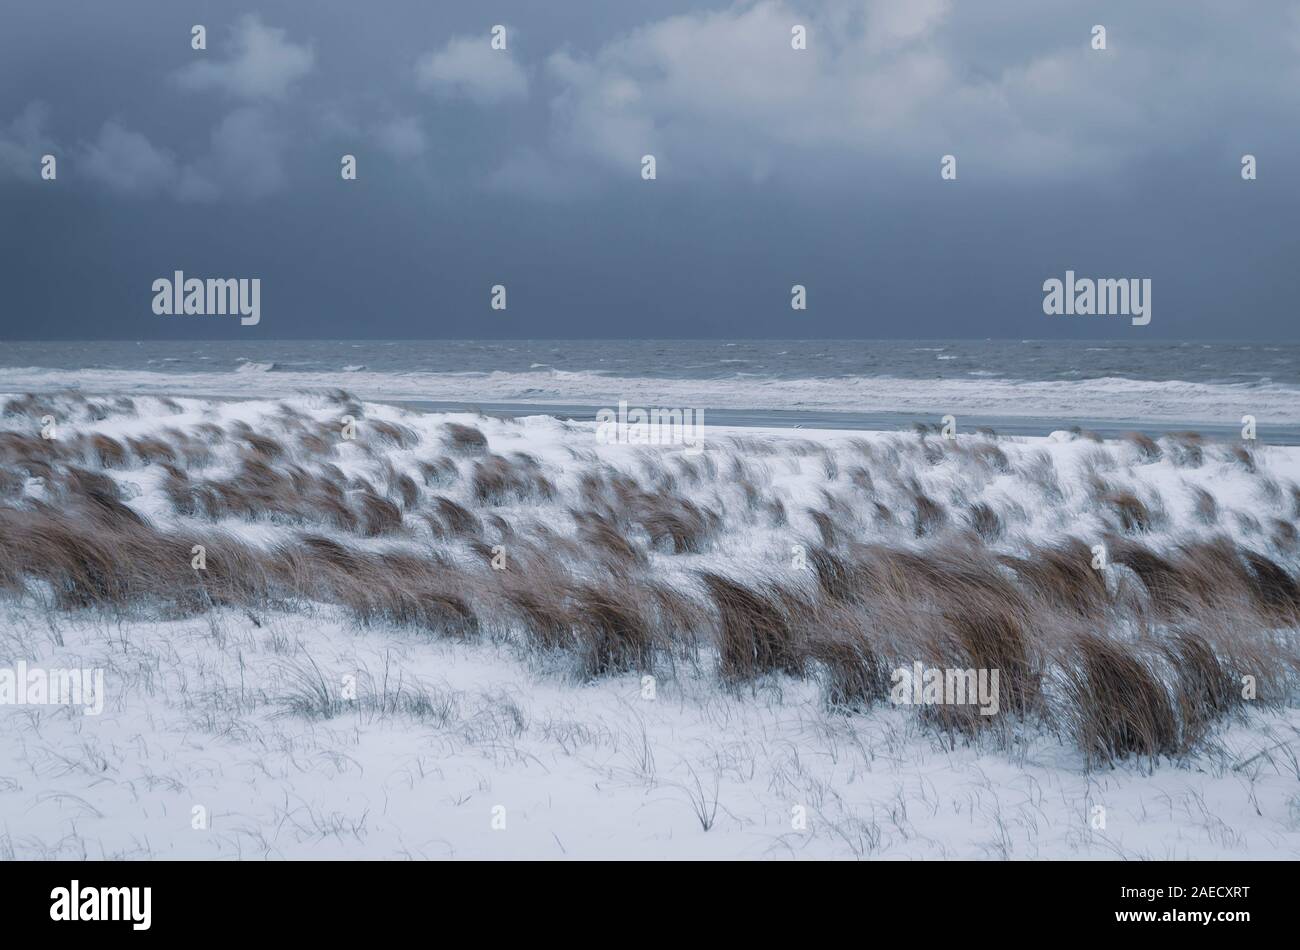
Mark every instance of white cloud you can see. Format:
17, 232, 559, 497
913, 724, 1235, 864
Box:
176, 16, 314, 101
80, 121, 217, 201
542, 0, 953, 177
78, 107, 285, 202
174, 166, 220, 203
376, 116, 427, 159
81, 122, 179, 194
0, 102, 55, 180
416, 34, 527, 104
14, 0, 1291, 206
537, 0, 1297, 186
208, 107, 287, 198
863, 0, 951, 52
485, 147, 589, 200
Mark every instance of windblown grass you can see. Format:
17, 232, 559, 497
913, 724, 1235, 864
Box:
0, 389, 1296, 767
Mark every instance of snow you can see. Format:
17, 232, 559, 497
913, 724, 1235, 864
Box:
2, 603, 1297, 859
0, 390, 1298, 858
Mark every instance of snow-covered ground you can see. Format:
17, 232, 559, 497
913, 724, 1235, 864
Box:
0, 390, 1297, 858
2, 602, 1297, 859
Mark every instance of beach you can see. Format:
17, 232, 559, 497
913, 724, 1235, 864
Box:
0, 380, 1296, 858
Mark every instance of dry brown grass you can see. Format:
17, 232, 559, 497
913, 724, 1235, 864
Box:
1191, 486, 1219, 525
966, 502, 1003, 541
699, 572, 804, 684
356, 491, 403, 536
365, 419, 420, 449
1059, 633, 1179, 765
430, 495, 480, 536
417, 456, 458, 487
125, 435, 178, 465
471, 454, 556, 505
1124, 432, 1161, 463
1164, 432, 1205, 468
1162, 629, 1239, 748
911, 490, 948, 537
443, 422, 488, 456
0, 394, 1296, 768
89, 434, 128, 468
1105, 490, 1154, 534
1002, 538, 1110, 620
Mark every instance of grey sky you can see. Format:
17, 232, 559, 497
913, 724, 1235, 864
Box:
2, 0, 1298, 340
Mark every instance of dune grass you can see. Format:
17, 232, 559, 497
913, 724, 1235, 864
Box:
0, 389, 1297, 767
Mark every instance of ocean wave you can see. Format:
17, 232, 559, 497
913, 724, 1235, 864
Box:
235, 361, 278, 373
1, 365, 1297, 425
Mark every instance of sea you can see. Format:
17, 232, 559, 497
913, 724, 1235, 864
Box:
1, 339, 1297, 441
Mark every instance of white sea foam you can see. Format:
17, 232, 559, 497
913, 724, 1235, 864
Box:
1, 365, 1297, 425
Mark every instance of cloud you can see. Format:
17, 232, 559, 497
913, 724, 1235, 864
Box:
484, 147, 589, 201
376, 116, 427, 159
176, 16, 314, 100
416, 34, 527, 104
173, 166, 221, 203
207, 107, 287, 198
541, 0, 955, 179
7, 16, 309, 203
79, 107, 286, 202
80, 121, 217, 201
81, 122, 179, 194
0, 102, 56, 180
2, 108, 220, 201
14, 0, 1296, 208
5, 18, 306, 203
538, 0, 1300, 185
864, 0, 951, 52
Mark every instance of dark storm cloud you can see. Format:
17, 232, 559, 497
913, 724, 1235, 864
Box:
1, 0, 1298, 340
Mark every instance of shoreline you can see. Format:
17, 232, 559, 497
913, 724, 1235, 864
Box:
3, 387, 1294, 445
390, 399, 1294, 445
